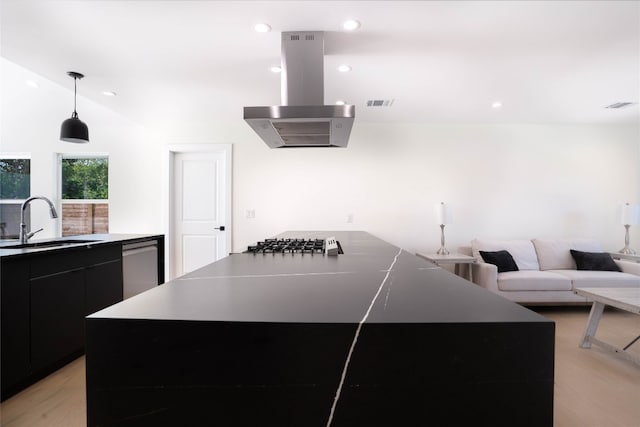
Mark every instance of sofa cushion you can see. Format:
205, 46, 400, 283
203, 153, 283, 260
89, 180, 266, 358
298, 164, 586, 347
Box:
532, 238, 602, 270
472, 239, 539, 270
479, 250, 519, 273
549, 269, 640, 289
569, 250, 620, 272
497, 271, 572, 291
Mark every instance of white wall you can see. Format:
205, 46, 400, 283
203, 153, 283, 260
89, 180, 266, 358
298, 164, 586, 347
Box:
1, 59, 163, 238
3, 58, 639, 256
227, 122, 640, 254
157, 119, 639, 254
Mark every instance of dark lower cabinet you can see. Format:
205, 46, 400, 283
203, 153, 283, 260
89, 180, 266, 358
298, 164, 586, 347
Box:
1, 242, 126, 400
1, 258, 30, 395
85, 259, 123, 316
30, 269, 85, 373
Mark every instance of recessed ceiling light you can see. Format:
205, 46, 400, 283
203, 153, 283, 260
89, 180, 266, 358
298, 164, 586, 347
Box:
336, 100, 346, 105
338, 64, 352, 73
254, 23, 271, 33
343, 19, 361, 31
491, 101, 503, 109
25, 80, 39, 88
102, 91, 117, 97
270, 66, 282, 73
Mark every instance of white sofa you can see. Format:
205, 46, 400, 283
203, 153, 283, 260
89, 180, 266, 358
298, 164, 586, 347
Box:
459, 238, 640, 304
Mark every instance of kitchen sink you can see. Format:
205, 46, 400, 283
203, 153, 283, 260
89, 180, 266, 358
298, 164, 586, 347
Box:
0, 239, 100, 249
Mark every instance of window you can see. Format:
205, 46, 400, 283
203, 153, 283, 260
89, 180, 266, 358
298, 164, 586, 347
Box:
0, 155, 31, 239
59, 155, 109, 236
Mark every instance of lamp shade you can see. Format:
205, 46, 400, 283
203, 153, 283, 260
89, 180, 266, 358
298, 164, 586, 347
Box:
436, 202, 454, 225
621, 203, 639, 225
60, 113, 89, 143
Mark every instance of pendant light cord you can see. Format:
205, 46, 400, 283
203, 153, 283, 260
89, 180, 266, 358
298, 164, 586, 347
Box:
66, 71, 84, 119
73, 75, 77, 116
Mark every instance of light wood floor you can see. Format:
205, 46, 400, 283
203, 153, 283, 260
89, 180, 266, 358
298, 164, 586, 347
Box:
1, 307, 639, 427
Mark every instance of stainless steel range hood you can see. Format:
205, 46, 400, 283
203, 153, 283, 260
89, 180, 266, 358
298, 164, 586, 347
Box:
244, 31, 355, 148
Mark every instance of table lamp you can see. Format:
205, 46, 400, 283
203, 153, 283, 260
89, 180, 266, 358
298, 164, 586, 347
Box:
436, 202, 453, 255
619, 202, 639, 255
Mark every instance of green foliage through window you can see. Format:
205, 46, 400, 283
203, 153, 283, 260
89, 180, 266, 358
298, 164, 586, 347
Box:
62, 158, 108, 200
0, 158, 30, 199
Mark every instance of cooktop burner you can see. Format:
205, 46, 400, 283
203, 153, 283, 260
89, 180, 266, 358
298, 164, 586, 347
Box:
245, 238, 343, 255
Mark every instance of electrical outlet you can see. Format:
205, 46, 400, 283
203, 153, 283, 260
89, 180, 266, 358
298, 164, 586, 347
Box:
347, 213, 354, 223
246, 209, 255, 219
325, 236, 339, 256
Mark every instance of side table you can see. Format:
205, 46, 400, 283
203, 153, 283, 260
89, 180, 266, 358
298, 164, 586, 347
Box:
610, 252, 640, 263
416, 253, 477, 282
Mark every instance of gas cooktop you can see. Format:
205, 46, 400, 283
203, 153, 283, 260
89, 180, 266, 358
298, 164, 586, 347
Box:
245, 238, 343, 255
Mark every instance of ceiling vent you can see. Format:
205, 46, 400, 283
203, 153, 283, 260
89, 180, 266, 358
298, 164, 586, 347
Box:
605, 102, 636, 109
366, 99, 394, 107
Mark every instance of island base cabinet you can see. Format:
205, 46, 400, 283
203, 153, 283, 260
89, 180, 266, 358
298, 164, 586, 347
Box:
30, 270, 85, 373
86, 319, 554, 426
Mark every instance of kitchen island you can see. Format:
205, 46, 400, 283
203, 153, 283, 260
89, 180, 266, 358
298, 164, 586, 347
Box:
86, 231, 554, 426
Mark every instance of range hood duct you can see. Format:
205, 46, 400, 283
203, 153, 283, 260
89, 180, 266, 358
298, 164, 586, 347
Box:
244, 31, 355, 148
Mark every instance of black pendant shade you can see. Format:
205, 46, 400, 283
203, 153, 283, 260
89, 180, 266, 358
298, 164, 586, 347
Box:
60, 71, 89, 143
60, 112, 89, 143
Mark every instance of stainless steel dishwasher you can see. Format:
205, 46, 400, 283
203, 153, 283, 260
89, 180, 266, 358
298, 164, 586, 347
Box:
122, 240, 158, 299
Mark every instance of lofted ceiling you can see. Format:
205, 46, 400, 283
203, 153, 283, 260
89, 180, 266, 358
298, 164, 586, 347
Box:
1, 0, 639, 132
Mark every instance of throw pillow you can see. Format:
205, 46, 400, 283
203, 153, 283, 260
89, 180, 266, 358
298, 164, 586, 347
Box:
479, 250, 520, 273
472, 239, 540, 270
569, 250, 621, 272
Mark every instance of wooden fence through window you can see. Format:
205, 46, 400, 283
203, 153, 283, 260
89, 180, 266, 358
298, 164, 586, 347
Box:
62, 203, 108, 236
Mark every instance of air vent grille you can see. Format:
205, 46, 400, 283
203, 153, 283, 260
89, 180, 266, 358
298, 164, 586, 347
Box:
289, 34, 315, 41
366, 99, 394, 107
605, 102, 635, 109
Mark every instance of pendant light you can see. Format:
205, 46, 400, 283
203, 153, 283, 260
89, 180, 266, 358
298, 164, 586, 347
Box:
60, 71, 89, 143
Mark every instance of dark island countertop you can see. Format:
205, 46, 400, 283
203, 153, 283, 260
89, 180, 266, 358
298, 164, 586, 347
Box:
86, 231, 555, 427
90, 231, 546, 325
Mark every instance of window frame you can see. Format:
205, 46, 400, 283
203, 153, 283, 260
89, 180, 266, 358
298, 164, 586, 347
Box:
0, 153, 32, 239
57, 152, 109, 237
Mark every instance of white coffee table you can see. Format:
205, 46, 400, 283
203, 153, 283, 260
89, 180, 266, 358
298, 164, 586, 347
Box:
574, 287, 640, 365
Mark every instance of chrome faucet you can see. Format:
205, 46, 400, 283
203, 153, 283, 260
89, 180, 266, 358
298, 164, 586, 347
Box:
19, 196, 58, 244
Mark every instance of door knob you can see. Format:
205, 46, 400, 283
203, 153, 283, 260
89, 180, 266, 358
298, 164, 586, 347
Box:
214, 226, 225, 231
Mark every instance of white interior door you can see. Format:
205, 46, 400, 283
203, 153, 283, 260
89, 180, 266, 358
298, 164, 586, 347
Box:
173, 151, 228, 277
